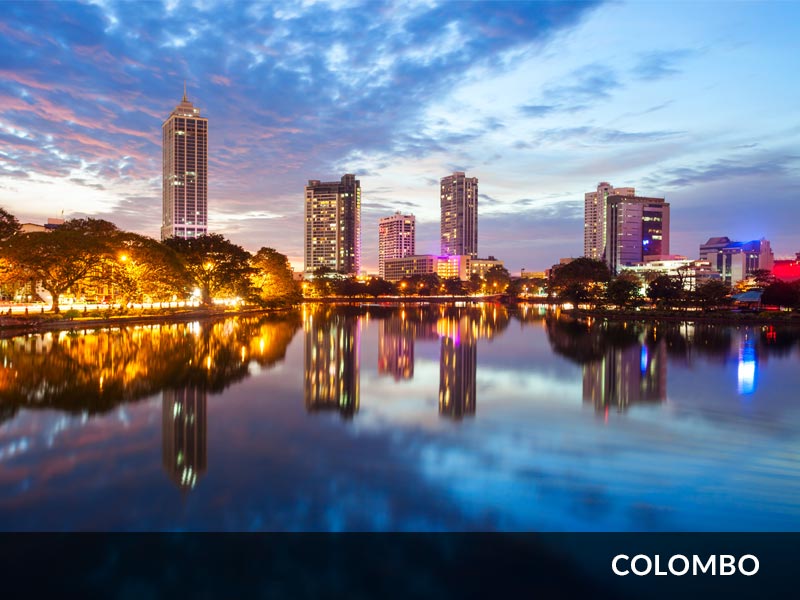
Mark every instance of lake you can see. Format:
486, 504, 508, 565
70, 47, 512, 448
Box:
1, 303, 799, 531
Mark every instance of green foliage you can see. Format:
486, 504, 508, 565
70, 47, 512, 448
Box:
0, 207, 21, 242
646, 274, 683, 307
606, 271, 642, 307
442, 277, 465, 296
251, 247, 301, 306
484, 265, 511, 292
761, 280, 800, 308
692, 279, 731, 310
549, 258, 611, 304
164, 234, 254, 304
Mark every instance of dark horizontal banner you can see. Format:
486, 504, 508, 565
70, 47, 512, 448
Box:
0, 533, 795, 599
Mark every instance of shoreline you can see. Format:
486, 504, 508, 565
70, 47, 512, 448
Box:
0, 306, 295, 338
0, 300, 797, 337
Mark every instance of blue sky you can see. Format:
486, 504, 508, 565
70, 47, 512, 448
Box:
0, 0, 798, 272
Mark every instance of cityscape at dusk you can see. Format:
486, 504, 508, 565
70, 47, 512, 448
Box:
1, 2, 800, 596
1, 1, 798, 273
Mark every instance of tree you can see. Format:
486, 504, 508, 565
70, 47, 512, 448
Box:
692, 279, 730, 311
0, 207, 20, 242
250, 247, 301, 306
549, 258, 611, 304
113, 233, 187, 304
647, 275, 683, 308
365, 277, 395, 297
466, 273, 483, 295
761, 281, 800, 309
484, 265, 511, 293
0, 218, 120, 312
164, 234, 254, 305
442, 277, 465, 296
606, 271, 642, 307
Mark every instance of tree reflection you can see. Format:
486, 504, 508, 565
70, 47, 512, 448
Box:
0, 314, 301, 415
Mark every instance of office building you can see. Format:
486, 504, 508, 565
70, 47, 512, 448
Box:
699, 237, 774, 285
161, 87, 208, 240
605, 194, 670, 274
378, 212, 415, 279
584, 182, 635, 260
470, 257, 504, 279
383, 254, 472, 282
440, 171, 478, 258
304, 174, 361, 275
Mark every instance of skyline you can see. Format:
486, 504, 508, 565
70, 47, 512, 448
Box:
1, 1, 799, 273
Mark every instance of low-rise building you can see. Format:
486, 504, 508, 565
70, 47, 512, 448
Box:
383, 254, 471, 282
469, 257, 504, 279
699, 237, 774, 285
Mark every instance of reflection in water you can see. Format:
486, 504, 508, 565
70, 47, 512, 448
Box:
582, 334, 666, 414
438, 314, 477, 420
162, 387, 208, 491
303, 306, 361, 418
738, 336, 757, 395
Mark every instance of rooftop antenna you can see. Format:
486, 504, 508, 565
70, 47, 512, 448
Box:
183, 80, 187, 102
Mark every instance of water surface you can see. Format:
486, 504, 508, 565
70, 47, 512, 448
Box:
1, 304, 799, 531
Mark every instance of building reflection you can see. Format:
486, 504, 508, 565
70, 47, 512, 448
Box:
303, 307, 361, 418
582, 337, 667, 414
162, 386, 207, 491
378, 313, 415, 380
437, 314, 477, 419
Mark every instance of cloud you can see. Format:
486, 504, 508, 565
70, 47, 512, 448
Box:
632, 49, 697, 81
644, 153, 800, 188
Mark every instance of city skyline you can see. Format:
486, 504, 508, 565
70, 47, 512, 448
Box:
1, 1, 798, 273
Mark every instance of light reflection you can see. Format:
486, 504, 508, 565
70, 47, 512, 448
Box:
738, 337, 757, 395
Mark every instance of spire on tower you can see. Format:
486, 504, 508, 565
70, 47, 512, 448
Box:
183, 80, 187, 102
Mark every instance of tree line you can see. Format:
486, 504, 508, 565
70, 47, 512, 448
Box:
0, 208, 299, 312
547, 257, 800, 310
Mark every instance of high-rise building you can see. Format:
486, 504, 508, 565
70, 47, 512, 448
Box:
584, 182, 635, 260
605, 194, 670, 274
162, 387, 208, 491
378, 212, 415, 279
440, 172, 478, 258
161, 87, 208, 240
304, 174, 361, 275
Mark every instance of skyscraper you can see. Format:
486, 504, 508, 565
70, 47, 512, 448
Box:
161, 86, 208, 240
378, 212, 415, 279
584, 182, 635, 260
440, 171, 478, 258
304, 174, 361, 275
605, 194, 670, 274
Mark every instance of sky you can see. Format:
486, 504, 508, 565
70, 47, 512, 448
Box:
0, 0, 798, 273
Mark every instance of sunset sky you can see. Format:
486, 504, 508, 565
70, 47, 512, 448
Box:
1, 0, 798, 272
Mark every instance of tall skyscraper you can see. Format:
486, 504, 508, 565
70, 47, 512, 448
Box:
583, 182, 635, 260
440, 171, 478, 258
605, 194, 670, 274
161, 86, 208, 240
304, 174, 361, 275
378, 212, 415, 279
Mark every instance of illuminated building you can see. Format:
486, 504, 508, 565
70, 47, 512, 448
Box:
699, 237, 774, 285
161, 87, 208, 240
441, 171, 478, 258
383, 254, 472, 282
303, 309, 360, 417
584, 182, 635, 260
378, 212, 415, 279
605, 194, 670, 274
162, 386, 208, 491
582, 338, 667, 413
378, 314, 415, 380
773, 252, 800, 282
470, 257, 504, 279
304, 174, 361, 275
438, 314, 477, 419
623, 258, 720, 291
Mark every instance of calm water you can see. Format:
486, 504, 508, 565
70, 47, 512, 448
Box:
1, 304, 799, 531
